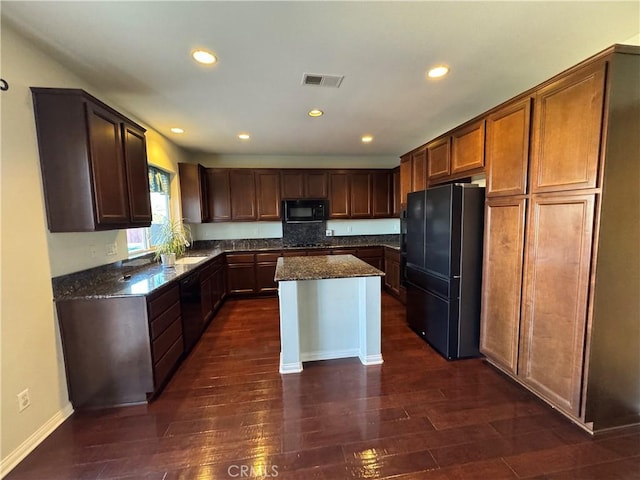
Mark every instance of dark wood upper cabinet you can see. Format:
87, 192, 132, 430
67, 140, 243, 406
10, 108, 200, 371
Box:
178, 163, 209, 223
350, 171, 372, 218
328, 172, 350, 218
411, 148, 427, 192
229, 170, 257, 221
530, 61, 606, 193
281, 170, 328, 198
399, 153, 412, 207
202, 167, 393, 222
306, 171, 328, 198
392, 167, 401, 216
427, 137, 451, 181
123, 123, 152, 224
451, 120, 485, 174
281, 171, 305, 198
256, 170, 281, 221
32, 88, 151, 231
86, 103, 130, 226
207, 170, 231, 222
485, 98, 532, 197
373, 171, 392, 218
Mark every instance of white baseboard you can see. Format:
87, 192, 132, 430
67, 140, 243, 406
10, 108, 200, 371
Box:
360, 353, 384, 365
0, 403, 74, 479
301, 348, 360, 363
279, 353, 303, 374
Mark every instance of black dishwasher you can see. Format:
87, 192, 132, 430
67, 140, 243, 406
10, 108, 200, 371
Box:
179, 272, 203, 353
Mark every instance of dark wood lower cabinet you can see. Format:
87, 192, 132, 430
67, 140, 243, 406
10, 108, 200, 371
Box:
255, 253, 279, 294
384, 248, 401, 297
227, 251, 280, 296
55, 283, 183, 409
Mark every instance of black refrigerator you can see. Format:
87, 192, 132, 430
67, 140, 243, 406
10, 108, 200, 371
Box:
406, 183, 484, 359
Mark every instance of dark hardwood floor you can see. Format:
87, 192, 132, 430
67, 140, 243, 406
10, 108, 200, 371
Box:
7, 294, 640, 479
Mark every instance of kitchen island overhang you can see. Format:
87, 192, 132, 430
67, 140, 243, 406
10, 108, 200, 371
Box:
274, 254, 384, 374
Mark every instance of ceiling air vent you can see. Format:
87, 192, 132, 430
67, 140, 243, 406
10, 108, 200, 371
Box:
302, 73, 344, 88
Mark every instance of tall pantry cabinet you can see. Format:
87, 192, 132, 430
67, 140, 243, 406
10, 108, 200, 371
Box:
480, 45, 640, 433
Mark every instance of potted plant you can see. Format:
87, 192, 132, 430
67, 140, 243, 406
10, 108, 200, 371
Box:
153, 220, 191, 267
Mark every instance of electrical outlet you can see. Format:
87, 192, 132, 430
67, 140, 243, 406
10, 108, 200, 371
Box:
106, 242, 117, 256
347, 226, 353, 233
325, 229, 333, 237
17, 389, 30, 412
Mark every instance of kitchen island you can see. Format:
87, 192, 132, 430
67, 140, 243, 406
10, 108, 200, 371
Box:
274, 254, 384, 374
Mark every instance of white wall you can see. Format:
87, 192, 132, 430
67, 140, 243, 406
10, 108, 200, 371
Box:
0, 24, 189, 475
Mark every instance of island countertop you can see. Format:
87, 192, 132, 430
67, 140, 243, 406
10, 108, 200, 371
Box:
275, 254, 384, 282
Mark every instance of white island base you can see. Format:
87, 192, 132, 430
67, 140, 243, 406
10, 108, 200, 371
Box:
278, 275, 383, 374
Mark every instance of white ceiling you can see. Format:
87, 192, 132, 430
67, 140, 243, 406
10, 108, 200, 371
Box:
3, 1, 639, 158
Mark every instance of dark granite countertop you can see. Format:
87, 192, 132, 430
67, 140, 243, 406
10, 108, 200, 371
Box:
53, 237, 399, 301
274, 255, 384, 282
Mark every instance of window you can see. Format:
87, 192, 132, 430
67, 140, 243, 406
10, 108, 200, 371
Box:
127, 166, 171, 255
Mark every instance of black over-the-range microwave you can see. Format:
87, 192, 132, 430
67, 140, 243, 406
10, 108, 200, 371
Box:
282, 199, 327, 223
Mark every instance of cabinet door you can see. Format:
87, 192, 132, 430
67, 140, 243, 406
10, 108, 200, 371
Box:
256, 170, 281, 221
480, 197, 526, 375
392, 167, 401, 216
451, 120, 485, 174
255, 253, 279, 294
399, 154, 412, 207
329, 172, 350, 218
281, 171, 304, 198
86, 102, 130, 226
411, 149, 427, 192
350, 171, 372, 218
530, 62, 606, 193
230, 171, 257, 221
486, 99, 532, 197
306, 171, 328, 198
519, 193, 595, 416
227, 264, 256, 294
427, 137, 451, 181
179, 163, 208, 223
122, 123, 152, 225
372, 171, 392, 218
207, 170, 231, 222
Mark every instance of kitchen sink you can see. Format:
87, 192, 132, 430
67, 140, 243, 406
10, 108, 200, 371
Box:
175, 256, 209, 265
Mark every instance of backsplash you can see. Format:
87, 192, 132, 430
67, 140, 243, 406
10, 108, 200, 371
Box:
281, 221, 326, 247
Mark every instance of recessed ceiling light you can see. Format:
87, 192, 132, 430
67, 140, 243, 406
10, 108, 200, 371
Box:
427, 65, 450, 78
170, 127, 185, 134
192, 49, 217, 65
361, 135, 374, 143
308, 109, 324, 117
237, 133, 250, 140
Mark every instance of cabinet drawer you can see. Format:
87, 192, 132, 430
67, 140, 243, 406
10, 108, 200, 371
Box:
149, 301, 181, 339
333, 249, 357, 256
282, 250, 306, 257
357, 247, 384, 258
256, 252, 280, 263
226, 253, 254, 264
148, 285, 179, 320
307, 249, 332, 256
153, 335, 183, 388
152, 317, 182, 362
